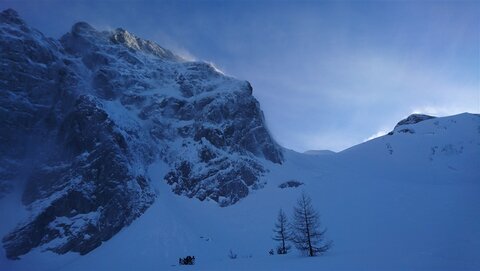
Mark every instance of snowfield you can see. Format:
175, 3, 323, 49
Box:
1, 113, 479, 270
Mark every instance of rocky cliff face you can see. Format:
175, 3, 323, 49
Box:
0, 9, 282, 259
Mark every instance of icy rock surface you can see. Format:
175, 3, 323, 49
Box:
394, 114, 435, 129
0, 9, 282, 259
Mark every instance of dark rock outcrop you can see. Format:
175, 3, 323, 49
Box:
394, 114, 435, 129
278, 180, 304, 189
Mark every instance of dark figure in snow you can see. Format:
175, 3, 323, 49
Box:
179, 255, 195, 265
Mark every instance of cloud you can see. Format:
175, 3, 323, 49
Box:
364, 130, 389, 142
411, 104, 479, 117
171, 47, 196, 62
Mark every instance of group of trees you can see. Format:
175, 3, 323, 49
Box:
272, 192, 332, 257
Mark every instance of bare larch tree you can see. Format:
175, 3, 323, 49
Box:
272, 208, 291, 254
292, 192, 332, 256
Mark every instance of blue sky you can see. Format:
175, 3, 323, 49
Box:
2, 0, 479, 152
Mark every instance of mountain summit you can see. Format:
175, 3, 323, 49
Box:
0, 9, 282, 259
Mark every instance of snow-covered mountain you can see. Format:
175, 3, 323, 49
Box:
0, 8, 282, 260
1, 8, 479, 270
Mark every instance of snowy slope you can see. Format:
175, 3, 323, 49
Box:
303, 150, 336, 156
2, 113, 479, 270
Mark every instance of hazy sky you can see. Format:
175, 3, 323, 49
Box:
2, 0, 479, 152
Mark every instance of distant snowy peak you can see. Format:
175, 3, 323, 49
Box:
389, 113, 478, 135
394, 114, 436, 130
342, 113, 480, 161
390, 113, 479, 136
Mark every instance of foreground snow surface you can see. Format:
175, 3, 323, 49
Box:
1, 113, 479, 270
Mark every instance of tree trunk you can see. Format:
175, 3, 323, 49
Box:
304, 198, 314, 256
